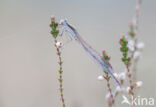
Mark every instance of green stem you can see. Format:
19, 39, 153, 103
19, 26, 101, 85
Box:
105, 73, 115, 107
54, 38, 66, 107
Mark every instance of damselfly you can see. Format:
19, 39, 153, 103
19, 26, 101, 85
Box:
59, 19, 121, 86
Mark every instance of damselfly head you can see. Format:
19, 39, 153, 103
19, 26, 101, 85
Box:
59, 19, 67, 25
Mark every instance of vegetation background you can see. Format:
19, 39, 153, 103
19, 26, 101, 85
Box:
0, 0, 155, 107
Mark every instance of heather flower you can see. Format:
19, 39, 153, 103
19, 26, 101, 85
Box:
128, 40, 135, 52
115, 86, 125, 93
102, 50, 111, 61
105, 93, 111, 100
134, 81, 143, 88
102, 50, 115, 106
56, 41, 63, 48
50, 16, 66, 107
133, 51, 141, 60
97, 75, 104, 81
137, 42, 144, 50
119, 36, 131, 65
118, 72, 126, 80
102, 50, 112, 75
113, 73, 118, 79
126, 87, 132, 94
50, 17, 59, 38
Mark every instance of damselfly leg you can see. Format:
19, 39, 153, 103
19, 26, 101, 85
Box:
59, 27, 73, 47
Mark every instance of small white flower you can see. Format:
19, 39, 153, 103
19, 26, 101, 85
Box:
129, 40, 135, 46
105, 93, 111, 100
133, 51, 141, 59
56, 42, 63, 48
126, 87, 131, 94
128, 45, 134, 52
134, 81, 143, 88
116, 86, 125, 93
118, 72, 126, 80
137, 42, 144, 50
128, 40, 135, 52
97, 75, 104, 81
113, 73, 118, 78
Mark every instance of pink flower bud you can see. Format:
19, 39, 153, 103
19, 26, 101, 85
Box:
126, 47, 129, 50
120, 47, 122, 50
51, 15, 55, 19
129, 22, 134, 27
51, 20, 55, 23
123, 53, 126, 56
102, 50, 106, 54
106, 55, 110, 60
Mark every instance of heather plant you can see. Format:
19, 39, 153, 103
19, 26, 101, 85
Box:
50, 0, 144, 107
50, 17, 66, 107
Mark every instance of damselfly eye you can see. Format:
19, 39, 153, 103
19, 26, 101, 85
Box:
59, 19, 65, 25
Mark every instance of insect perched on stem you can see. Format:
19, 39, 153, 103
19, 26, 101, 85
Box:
59, 19, 121, 86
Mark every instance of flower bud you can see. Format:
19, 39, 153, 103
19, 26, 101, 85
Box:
126, 87, 132, 94
134, 81, 143, 88
51, 20, 55, 23
133, 51, 141, 60
129, 22, 134, 27
120, 47, 122, 50
121, 43, 124, 46
97, 75, 104, 81
51, 15, 55, 19
137, 42, 144, 50
56, 42, 63, 48
113, 73, 118, 78
105, 93, 111, 100
123, 53, 126, 56
116, 86, 125, 93
102, 50, 106, 54
127, 40, 135, 52
118, 72, 126, 80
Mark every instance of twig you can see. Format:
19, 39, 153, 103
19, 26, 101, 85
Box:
50, 17, 66, 107
104, 74, 115, 107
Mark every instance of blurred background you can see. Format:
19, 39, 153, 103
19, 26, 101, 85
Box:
0, 0, 156, 107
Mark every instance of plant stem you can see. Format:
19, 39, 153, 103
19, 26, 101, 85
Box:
105, 74, 115, 107
126, 65, 135, 107
54, 38, 66, 107
126, 65, 134, 95
130, 0, 143, 97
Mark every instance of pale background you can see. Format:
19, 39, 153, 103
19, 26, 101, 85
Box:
0, 0, 156, 107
